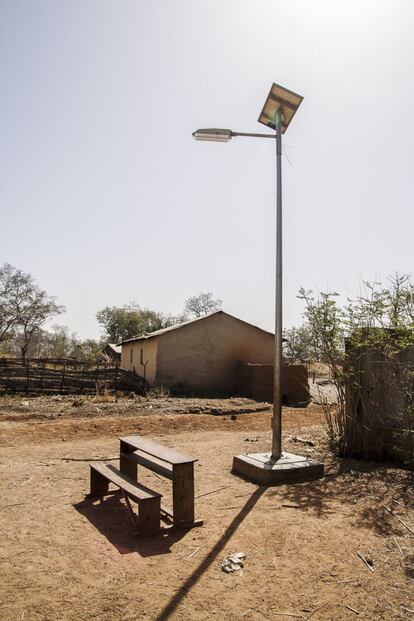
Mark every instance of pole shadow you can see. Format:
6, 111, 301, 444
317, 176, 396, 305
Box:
155, 486, 265, 621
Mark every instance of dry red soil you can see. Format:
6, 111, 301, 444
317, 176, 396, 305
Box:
0, 396, 413, 621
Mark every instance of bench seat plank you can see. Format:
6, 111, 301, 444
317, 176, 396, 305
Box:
90, 462, 161, 502
120, 452, 173, 481
119, 435, 197, 465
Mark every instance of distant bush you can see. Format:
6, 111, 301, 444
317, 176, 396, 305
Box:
147, 386, 170, 399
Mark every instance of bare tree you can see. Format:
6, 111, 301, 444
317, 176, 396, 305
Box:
18, 290, 64, 359
183, 292, 222, 318
0, 263, 64, 358
0, 263, 31, 344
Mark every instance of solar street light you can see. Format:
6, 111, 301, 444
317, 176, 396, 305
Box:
192, 83, 323, 483
262, 83, 303, 461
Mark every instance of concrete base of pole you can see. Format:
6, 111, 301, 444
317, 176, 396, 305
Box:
232, 451, 324, 485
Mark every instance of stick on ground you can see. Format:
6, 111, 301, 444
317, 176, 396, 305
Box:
357, 552, 374, 573
194, 486, 228, 499
384, 506, 414, 535
393, 537, 403, 555
344, 604, 360, 614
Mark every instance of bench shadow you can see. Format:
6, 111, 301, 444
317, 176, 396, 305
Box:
155, 486, 265, 621
74, 492, 186, 557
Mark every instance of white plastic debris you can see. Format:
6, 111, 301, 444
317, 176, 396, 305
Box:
221, 552, 246, 573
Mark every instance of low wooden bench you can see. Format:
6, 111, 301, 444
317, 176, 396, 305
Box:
89, 462, 162, 536
119, 435, 203, 530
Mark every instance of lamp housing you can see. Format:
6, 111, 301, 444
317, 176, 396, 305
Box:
192, 128, 233, 142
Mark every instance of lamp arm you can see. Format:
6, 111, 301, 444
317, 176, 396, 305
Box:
231, 131, 276, 139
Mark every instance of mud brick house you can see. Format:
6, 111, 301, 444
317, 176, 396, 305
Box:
120, 311, 309, 403
120, 311, 274, 395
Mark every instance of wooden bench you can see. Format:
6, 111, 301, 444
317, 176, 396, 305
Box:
119, 435, 203, 530
89, 462, 162, 536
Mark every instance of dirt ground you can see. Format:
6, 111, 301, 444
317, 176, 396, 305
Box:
1, 396, 413, 621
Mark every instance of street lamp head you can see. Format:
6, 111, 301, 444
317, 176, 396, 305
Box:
192, 128, 233, 142
258, 83, 303, 134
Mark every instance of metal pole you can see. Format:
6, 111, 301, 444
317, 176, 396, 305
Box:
271, 109, 283, 460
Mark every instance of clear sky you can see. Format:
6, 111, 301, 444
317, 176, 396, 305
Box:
1, 0, 413, 339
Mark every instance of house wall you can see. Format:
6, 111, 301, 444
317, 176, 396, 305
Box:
235, 362, 310, 405
155, 313, 274, 395
120, 338, 158, 385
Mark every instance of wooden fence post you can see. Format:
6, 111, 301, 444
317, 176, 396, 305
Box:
25, 358, 30, 394
60, 363, 66, 393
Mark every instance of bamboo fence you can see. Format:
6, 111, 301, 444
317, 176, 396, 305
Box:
0, 358, 148, 395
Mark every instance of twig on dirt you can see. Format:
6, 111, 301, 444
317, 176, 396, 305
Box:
0, 550, 31, 562
401, 606, 414, 614
281, 504, 301, 509
255, 506, 282, 510
176, 547, 202, 561
0, 503, 27, 511
58, 457, 118, 462
383, 506, 414, 535
195, 486, 228, 499
344, 604, 360, 614
307, 602, 329, 618
176, 549, 190, 560
21, 476, 33, 486
393, 537, 403, 555
99, 551, 118, 562
245, 610, 271, 620
357, 552, 374, 573
186, 546, 202, 559
288, 436, 315, 447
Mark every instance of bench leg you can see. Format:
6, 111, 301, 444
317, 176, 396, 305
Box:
119, 441, 138, 479
172, 463, 195, 526
138, 497, 161, 536
119, 453, 137, 479
90, 467, 109, 496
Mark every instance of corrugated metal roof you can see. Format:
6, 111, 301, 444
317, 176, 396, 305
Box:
107, 343, 122, 354
119, 310, 274, 345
